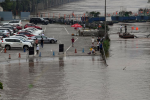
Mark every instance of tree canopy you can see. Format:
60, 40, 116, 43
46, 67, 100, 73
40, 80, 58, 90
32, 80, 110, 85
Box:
0, 0, 42, 14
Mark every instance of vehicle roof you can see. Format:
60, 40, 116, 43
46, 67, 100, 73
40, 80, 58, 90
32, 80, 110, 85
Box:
3, 26, 13, 28
3, 37, 20, 39
0, 28, 11, 29
9, 20, 21, 21
18, 31, 30, 33
0, 32, 6, 34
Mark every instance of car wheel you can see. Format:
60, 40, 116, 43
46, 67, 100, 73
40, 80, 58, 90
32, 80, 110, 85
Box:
5, 45, 11, 50
23, 46, 29, 50
50, 40, 55, 44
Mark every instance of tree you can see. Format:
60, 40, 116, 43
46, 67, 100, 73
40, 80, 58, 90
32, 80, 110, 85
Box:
89, 11, 100, 17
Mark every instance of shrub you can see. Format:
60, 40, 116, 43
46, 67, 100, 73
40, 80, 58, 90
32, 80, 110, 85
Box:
0, 82, 3, 89
103, 39, 110, 53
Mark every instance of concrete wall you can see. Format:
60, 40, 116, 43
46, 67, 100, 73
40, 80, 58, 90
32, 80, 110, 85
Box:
21, 12, 30, 20
0, 12, 13, 20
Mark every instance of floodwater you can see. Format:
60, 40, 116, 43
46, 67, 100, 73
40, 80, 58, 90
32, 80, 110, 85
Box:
0, 24, 150, 100
1, 0, 150, 100
48, 0, 149, 15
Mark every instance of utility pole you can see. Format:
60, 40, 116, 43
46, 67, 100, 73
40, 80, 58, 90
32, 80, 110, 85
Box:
105, 0, 106, 36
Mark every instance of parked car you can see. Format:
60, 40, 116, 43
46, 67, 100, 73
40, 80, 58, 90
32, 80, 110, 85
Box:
0, 28, 11, 36
24, 23, 42, 30
31, 35, 57, 43
15, 25, 22, 30
17, 31, 35, 37
2, 25, 18, 33
0, 32, 9, 38
13, 34, 32, 39
20, 27, 43, 35
3, 20, 22, 27
1, 38, 32, 50
43, 18, 53, 23
29, 17, 49, 25
10, 36, 34, 45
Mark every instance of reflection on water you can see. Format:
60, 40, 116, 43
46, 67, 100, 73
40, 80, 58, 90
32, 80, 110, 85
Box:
59, 57, 64, 67
0, 55, 150, 99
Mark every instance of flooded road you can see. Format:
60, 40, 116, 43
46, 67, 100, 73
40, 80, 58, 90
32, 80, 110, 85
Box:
48, 0, 149, 15
1, 0, 150, 100
1, 36, 150, 100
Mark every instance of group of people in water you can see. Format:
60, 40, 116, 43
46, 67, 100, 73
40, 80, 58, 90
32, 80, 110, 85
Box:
120, 24, 131, 36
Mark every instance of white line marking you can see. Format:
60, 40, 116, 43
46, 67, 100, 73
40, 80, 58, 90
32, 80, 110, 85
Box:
59, 40, 62, 44
65, 37, 78, 52
64, 27, 69, 34
44, 27, 46, 32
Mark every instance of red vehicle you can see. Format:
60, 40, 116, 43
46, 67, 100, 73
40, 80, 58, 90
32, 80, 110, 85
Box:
17, 32, 35, 37
16, 25, 22, 30
24, 23, 42, 30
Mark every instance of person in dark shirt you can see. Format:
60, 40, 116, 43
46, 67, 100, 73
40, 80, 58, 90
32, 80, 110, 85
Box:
71, 37, 75, 47
41, 38, 44, 48
125, 25, 127, 33
97, 37, 100, 42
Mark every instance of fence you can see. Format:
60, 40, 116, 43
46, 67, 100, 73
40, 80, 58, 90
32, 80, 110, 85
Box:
0, 12, 13, 20
21, 12, 30, 20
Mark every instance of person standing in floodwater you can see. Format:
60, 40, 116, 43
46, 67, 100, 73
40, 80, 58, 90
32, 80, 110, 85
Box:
120, 25, 122, 33
71, 37, 75, 47
91, 37, 95, 47
125, 25, 127, 33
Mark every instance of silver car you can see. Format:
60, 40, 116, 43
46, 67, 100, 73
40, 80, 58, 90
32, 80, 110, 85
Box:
19, 27, 44, 36
31, 35, 57, 43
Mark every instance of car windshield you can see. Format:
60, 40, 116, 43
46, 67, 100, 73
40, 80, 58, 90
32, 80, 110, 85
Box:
42, 36, 47, 38
19, 38, 25, 42
40, 18, 44, 21
19, 38, 26, 42
9, 21, 19, 23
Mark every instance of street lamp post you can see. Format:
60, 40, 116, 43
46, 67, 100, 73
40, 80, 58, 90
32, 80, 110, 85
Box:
105, 0, 106, 36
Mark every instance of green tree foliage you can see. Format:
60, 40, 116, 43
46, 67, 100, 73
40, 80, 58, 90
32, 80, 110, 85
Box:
0, 0, 36, 13
0, 82, 3, 89
90, 11, 100, 17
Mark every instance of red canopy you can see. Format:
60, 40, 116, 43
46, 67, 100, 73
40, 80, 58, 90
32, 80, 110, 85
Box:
71, 23, 82, 28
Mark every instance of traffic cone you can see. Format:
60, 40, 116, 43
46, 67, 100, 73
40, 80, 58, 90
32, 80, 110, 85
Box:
53, 51, 55, 56
39, 52, 41, 57
24, 48, 26, 52
19, 53, 21, 58
82, 48, 84, 53
8, 54, 11, 59
75, 49, 77, 53
4, 48, 6, 53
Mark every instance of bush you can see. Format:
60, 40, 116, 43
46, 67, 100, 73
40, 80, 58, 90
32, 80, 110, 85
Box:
103, 39, 110, 53
101, 24, 109, 31
0, 82, 3, 89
